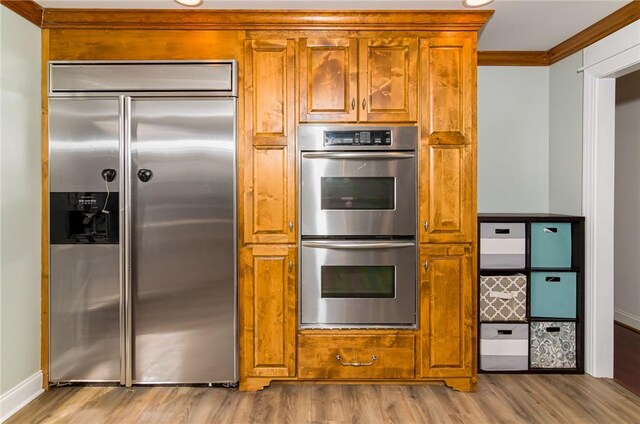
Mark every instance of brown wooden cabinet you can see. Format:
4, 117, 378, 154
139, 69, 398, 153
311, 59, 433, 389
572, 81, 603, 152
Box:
419, 36, 476, 244
298, 333, 415, 379
242, 39, 297, 244
240, 245, 297, 384
299, 37, 418, 123
419, 244, 475, 382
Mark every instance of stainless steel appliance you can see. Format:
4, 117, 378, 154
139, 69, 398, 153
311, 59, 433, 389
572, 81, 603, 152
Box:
298, 125, 418, 328
48, 61, 237, 385
299, 125, 417, 237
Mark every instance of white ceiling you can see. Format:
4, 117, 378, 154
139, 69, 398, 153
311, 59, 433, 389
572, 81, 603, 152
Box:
33, 0, 631, 51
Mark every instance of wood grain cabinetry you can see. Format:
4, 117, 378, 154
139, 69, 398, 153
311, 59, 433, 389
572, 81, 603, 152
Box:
41, 12, 487, 393
419, 244, 475, 382
298, 333, 415, 379
240, 245, 297, 383
419, 36, 476, 244
242, 39, 297, 244
299, 37, 418, 123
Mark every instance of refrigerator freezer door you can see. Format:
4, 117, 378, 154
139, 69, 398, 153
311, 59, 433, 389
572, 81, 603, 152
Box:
49, 98, 122, 383
129, 98, 236, 383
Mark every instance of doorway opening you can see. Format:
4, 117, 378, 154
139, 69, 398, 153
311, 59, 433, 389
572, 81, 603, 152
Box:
613, 70, 640, 396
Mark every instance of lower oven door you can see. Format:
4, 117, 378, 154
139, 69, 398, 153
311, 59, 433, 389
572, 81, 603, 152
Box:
300, 240, 417, 328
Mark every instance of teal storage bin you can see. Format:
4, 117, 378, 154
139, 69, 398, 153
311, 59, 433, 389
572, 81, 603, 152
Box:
531, 222, 572, 268
530, 272, 577, 318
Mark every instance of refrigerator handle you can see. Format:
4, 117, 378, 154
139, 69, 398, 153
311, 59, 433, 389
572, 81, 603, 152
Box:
123, 96, 133, 388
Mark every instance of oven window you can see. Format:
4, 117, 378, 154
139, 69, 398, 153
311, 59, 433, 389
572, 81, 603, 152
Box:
321, 177, 394, 210
321, 266, 395, 298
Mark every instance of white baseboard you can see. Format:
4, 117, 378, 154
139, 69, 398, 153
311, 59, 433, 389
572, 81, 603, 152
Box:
615, 309, 640, 331
0, 371, 43, 423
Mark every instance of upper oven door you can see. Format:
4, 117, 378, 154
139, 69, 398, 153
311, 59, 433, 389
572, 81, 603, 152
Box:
301, 151, 416, 237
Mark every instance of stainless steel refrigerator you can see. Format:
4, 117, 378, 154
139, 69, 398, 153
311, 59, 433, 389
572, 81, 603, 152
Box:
48, 62, 237, 385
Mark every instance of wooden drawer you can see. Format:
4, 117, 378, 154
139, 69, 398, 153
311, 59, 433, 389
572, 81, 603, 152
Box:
298, 334, 415, 379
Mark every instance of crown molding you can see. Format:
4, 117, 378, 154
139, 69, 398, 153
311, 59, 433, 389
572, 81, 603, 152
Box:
40, 9, 493, 31
478, 51, 549, 66
0, 0, 43, 27
548, 0, 640, 64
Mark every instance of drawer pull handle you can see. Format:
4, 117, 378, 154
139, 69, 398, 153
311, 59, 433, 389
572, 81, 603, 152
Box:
497, 330, 513, 335
546, 327, 561, 333
495, 228, 510, 234
335, 354, 377, 367
543, 227, 558, 233
545, 276, 561, 282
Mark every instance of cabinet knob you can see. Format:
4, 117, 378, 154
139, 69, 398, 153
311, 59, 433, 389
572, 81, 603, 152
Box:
361, 98, 367, 110
351, 98, 356, 110
424, 260, 429, 270
424, 221, 429, 232
288, 221, 294, 232
288, 261, 293, 272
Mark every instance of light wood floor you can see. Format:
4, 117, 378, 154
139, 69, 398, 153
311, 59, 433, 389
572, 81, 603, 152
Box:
7, 375, 640, 424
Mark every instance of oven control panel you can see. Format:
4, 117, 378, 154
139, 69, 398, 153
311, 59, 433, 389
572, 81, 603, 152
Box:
324, 130, 392, 146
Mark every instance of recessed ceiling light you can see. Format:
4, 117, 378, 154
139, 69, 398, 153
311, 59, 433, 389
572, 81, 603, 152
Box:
463, 0, 494, 7
174, 0, 204, 6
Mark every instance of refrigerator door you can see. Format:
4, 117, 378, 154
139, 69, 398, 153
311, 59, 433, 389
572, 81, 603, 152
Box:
129, 98, 236, 383
48, 98, 122, 382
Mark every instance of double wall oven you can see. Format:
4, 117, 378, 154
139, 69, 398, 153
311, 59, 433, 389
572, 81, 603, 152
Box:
299, 125, 418, 328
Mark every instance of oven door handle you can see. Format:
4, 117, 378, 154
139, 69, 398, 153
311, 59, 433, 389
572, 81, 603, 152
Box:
301, 152, 415, 159
301, 240, 416, 249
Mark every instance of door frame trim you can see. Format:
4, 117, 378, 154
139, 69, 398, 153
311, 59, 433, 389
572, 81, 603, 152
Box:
582, 37, 640, 378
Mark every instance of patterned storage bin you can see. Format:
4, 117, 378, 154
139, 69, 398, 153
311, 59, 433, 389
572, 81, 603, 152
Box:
480, 324, 529, 371
531, 222, 572, 268
480, 223, 526, 269
530, 272, 577, 318
480, 274, 527, 321
530, 321, 576, 369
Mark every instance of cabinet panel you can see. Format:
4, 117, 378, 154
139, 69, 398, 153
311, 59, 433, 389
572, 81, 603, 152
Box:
359, 38, 418, 122
298, 334, 415, 379
419, 36, 476, 243
299, 37, 358, 122
420, 244, 475, 378
243, 39, 296, 244
240, 246, 296, 378
251, 146, 289, 239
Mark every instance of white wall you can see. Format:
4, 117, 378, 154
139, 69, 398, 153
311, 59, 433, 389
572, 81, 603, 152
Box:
614, 70, 640, 330
549, 52, 583, 215
0, 6, 42, 398
478, 67, 550, 213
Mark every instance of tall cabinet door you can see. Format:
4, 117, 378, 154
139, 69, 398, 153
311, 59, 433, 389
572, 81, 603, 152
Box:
419, 36, 476, 243
240, 246, 297, 378
243, 39, 296, 244
129, 98, 236, 384
299, 37, 358, 122
359, 37, 418, 123
420, 244, 475, 378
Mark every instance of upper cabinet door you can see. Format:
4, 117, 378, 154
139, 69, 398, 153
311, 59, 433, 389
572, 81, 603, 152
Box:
299, 37, 358, 122
359, 37, 418, 123
419, 36, 476, 244
243, 39, 297, 244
